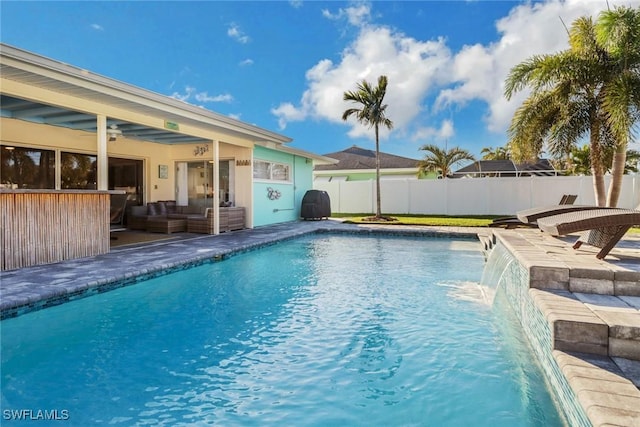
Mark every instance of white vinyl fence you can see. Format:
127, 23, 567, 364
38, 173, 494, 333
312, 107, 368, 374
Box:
314, 175, 640, 216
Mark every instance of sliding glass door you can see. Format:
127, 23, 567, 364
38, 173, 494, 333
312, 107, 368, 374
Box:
175, 160, 234, 208
194, 160, 214, 208
108, 157, 143, 205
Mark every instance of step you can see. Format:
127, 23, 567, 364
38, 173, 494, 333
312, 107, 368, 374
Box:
531, 289, 640, 360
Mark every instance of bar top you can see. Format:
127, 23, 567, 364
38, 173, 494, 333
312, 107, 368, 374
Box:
0, 189, 124, 194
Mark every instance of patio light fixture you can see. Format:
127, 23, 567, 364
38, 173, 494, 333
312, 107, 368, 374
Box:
107, 124, 122, 142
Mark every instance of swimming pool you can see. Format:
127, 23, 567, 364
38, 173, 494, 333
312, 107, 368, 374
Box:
1, 234, 565, 426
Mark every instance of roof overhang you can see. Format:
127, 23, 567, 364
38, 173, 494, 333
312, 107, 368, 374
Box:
254, 140, 338, 164
0, 43, 292, 146
314, 167, 418, 175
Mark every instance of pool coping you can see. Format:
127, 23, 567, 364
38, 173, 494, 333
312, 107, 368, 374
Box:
0, 221, 479, 319
489, 229, 640, 427
2, 220, 639, 426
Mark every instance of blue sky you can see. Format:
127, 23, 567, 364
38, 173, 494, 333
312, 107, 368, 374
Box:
1, 1, 636, 160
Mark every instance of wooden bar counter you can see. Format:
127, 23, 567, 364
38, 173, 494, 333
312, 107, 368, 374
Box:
1, 190, 113, 271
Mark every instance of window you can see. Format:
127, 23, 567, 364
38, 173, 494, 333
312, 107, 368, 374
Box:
1, 145, 55, 189
253, 160, 271, 180
61, 152, 97, 189
253, 160, 290, 182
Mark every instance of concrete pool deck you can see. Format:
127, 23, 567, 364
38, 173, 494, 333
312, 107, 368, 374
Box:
1, 220, 639, 426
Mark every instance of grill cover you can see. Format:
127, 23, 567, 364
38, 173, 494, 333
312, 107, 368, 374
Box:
301, 190, 331, 220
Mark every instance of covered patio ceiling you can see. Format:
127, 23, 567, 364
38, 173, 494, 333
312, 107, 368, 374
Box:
1, 43, 338, 166
1, 43, 293, 147
0, 94, 211, 145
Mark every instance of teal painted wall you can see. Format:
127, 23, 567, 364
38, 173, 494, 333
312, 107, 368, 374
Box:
252, 146, 314, 227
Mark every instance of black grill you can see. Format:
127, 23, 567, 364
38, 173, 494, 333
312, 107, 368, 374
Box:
301, 190, 331, 220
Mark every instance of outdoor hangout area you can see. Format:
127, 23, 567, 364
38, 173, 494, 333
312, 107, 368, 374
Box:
1, 218, 639, 427
124, 199, 246, 235
2, 2, 640, 423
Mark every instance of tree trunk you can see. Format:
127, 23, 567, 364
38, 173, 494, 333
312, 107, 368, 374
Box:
606, 142, 627, 207
589, 123, 607, 206
375, 125, 382, 218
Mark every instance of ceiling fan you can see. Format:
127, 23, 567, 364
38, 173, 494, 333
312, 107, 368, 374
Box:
107, 124, 123, 142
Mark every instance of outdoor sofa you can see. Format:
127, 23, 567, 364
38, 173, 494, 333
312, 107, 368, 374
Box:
187, 206, 246, 234
128, 201, 205, 233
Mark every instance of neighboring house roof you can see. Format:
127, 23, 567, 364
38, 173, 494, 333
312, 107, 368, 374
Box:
452, 159, 556, 177
518, 159, 556, 176
314, 146, 419, 171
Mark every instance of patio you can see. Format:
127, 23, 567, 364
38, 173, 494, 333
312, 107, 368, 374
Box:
1, 220, 639, 426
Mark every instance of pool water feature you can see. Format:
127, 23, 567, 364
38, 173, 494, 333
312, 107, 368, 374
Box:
1, 235, 565, 426
482, 241, 591, 427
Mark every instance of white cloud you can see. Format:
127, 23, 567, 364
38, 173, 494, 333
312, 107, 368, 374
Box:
227, 23, 250, 44
272, 24, 451, 138
171, 86, 196, 102
195, 92, 233, 103
289, 0, 303, 9
239, 58, 254, 67
413, 119, 455, 142
435, 0, 634, 133
271, 102, 308, 130
171, 87, 233, 104
273, 0, 634, 142
90, 23, 104, 31
322, 2, 371, 27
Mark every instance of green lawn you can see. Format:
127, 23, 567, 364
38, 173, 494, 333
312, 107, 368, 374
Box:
333, 213, 640, 233
333, 213, 499, 227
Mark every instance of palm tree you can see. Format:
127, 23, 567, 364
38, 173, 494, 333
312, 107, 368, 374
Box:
418, 144, 475, 178
596, 6, 640, 206
570, 144, 640, 175
342, 75, 394, 220
569, 145, 592, 175
480, 146, 511, 160
505, 16, 610, 205
505, 6, 639, 207
623, 150, 640, 174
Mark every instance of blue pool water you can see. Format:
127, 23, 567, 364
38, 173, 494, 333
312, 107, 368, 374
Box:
1, 235, 565, 426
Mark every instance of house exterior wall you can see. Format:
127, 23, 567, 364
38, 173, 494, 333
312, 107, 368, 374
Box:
2, 118, 170, 201
1, 55, 325, 232
1, 118, 256, 207
252, 145, 313, 227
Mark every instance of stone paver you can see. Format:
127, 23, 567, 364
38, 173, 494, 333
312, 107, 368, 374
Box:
554, 351, 640, 427
496, 228, 640, 427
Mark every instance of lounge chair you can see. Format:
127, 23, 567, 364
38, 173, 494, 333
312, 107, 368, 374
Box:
537, 208, 640, 259
490, 194, 578, 229
515, 204, 613, 225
